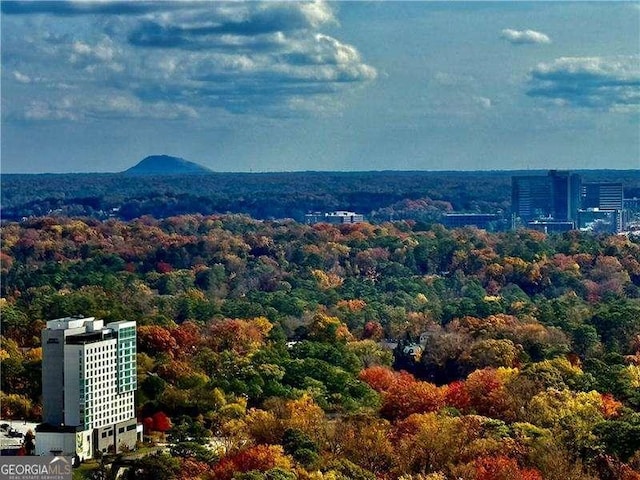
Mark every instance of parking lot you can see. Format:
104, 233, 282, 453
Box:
0, 420, 39, 452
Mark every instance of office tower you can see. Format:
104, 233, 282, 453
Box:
36, 317, 141, 460
512, 171, 581, 225
580, 182, 624, 231
548, 170, 582, 223
511, 175, 552, 221
581, 183, 624, 211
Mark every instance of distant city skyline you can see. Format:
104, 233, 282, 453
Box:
1, 1, 639, 174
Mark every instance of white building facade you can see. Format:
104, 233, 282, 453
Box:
304, 211, 364, 224
36, 317, 142, 460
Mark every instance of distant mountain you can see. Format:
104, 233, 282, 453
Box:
123, 155, 212, 175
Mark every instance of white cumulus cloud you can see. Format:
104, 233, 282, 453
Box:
473, 96, 492, 109
527, 55, 640, 112
501, 28, 551, 45
12, 71, 31, 83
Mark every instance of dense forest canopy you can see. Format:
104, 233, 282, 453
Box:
1, 213, 640, 479
3, 170, 639, 222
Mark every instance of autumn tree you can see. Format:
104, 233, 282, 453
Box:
210, 445, 292, 480
138, 325, 179, 358
455, 368, 519, 421
151, 411, 173, 433
331, 415, 395, 475
472, 456, 543, 480
359, 368, 445, 420
207, 317, 272, 356
359, 366, 398, 393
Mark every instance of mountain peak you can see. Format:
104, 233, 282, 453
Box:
123, 155, 212, 175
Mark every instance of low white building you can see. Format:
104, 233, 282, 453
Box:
305, 211, 364, 224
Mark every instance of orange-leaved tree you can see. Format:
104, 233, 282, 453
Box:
210, 445, 291, 480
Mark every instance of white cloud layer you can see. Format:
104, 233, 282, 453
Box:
2, 1, 376, 120
501, 28, 551, 45
20, 94, 199, 122
527, 56, 640, 112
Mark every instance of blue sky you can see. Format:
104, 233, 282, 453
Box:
1, 1, 639, 173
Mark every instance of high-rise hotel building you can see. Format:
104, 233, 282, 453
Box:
36, 317, 142, 460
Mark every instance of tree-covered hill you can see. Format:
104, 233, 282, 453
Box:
124, 155, 213, 175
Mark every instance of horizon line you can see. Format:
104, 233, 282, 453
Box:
3, 168, 640, 176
